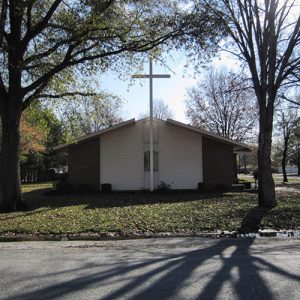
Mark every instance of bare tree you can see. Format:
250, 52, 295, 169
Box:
185, 68, 257, 142
275, 108, 299, 182
203, 0, 300, 207
287, 136, 300, 175
140, 99, 174, 120
55, 92, 123, 140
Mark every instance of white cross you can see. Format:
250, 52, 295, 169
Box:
132, 58, 170, 191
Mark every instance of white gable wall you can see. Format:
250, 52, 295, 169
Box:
100, 119, 203, 190
158, 122, 203, 189
100, 122, 144, 190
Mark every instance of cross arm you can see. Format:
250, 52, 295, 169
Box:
132, 74, 171, 78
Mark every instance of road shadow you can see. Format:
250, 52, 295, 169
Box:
238, 206, 272, 233
2, 238, 300, 300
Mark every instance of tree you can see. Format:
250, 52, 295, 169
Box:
0, 0, 223, 211
19, 103, 65, 183
275, 108, 299, 182
56, 91, 123, 141
288, 137, 300, 175
202, 0, 300, 207
140, 98, 174, 120
185, 68, 257, 142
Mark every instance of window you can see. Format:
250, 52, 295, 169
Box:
144, 151, 158, 171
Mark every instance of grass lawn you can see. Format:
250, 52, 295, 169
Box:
0, 183, 299, 236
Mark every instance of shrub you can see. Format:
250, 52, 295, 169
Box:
243, 182, 252, 189
197, 182, 204, 192
101, 183, 112, 193
156, 181, 171, 192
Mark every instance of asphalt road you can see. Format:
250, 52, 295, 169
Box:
0, 238, 299, 300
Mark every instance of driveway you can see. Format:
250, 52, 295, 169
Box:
0, 238, 299, 299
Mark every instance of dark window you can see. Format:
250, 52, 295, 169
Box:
144, 151, 158, 171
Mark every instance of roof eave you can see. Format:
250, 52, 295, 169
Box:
166, 118, 252, 152
53, 118, 136, 152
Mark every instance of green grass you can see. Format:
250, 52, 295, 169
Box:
0, 184, 299, 235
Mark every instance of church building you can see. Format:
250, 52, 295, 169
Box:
55, 117, 251, 191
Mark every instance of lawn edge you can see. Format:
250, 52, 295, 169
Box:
0, 229, 299, 242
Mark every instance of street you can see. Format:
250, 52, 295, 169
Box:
0, 238, 299, 299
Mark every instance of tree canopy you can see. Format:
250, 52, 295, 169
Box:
185, 68, 257, 142
0, 0, 225, 211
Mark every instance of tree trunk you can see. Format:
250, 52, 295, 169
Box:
0, 111, 23, 212
257, 112, 276, 208
282, 139, 288, 183
297, 144, 300, 176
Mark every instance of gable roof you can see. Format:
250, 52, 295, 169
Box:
166, 119, 252, 152
53, 118, 136, 151
54, 117, 252, 152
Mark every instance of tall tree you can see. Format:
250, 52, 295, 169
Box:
288, 136, 300, 175
202, 0, 300, 207
0, 0, 222, 211
185, 68, 257, 142
276, 108, 299, 182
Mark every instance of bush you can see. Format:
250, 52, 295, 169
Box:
243, 182, 252, 189
101, 183, 112, 193
156, 181, 171, 192
197, 182, 204, 192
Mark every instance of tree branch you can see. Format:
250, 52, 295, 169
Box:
23, 0, 63, 46
0, 0, 8, 47
36, 91, 97, 99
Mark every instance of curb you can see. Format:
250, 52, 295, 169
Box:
0, 230, 299, 242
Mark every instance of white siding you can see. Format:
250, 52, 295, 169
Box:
100, 119, 203, 190
100, 123, 144, 190
158, 122, 203, 189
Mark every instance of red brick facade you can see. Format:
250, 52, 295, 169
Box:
202, 137, 235, 190
68, 138, 100, 190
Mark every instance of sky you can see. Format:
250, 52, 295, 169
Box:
99, 50, 239, 123
97, 0, 300, 124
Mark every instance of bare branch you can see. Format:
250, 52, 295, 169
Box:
23, 0, 63, 46
36, 91, 97, 99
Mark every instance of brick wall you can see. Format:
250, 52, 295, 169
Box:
202, 137, 235, 190
68, 138, 100, 190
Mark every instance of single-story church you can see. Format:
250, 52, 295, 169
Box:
55, 117, 251, 191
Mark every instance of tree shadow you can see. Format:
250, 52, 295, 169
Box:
2, 238, 300, 300
238, 206, 272, 233
22, 187, 226, 210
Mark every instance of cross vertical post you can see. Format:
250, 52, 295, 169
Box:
132, 59, 170, 191
149, 58, 154, 192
